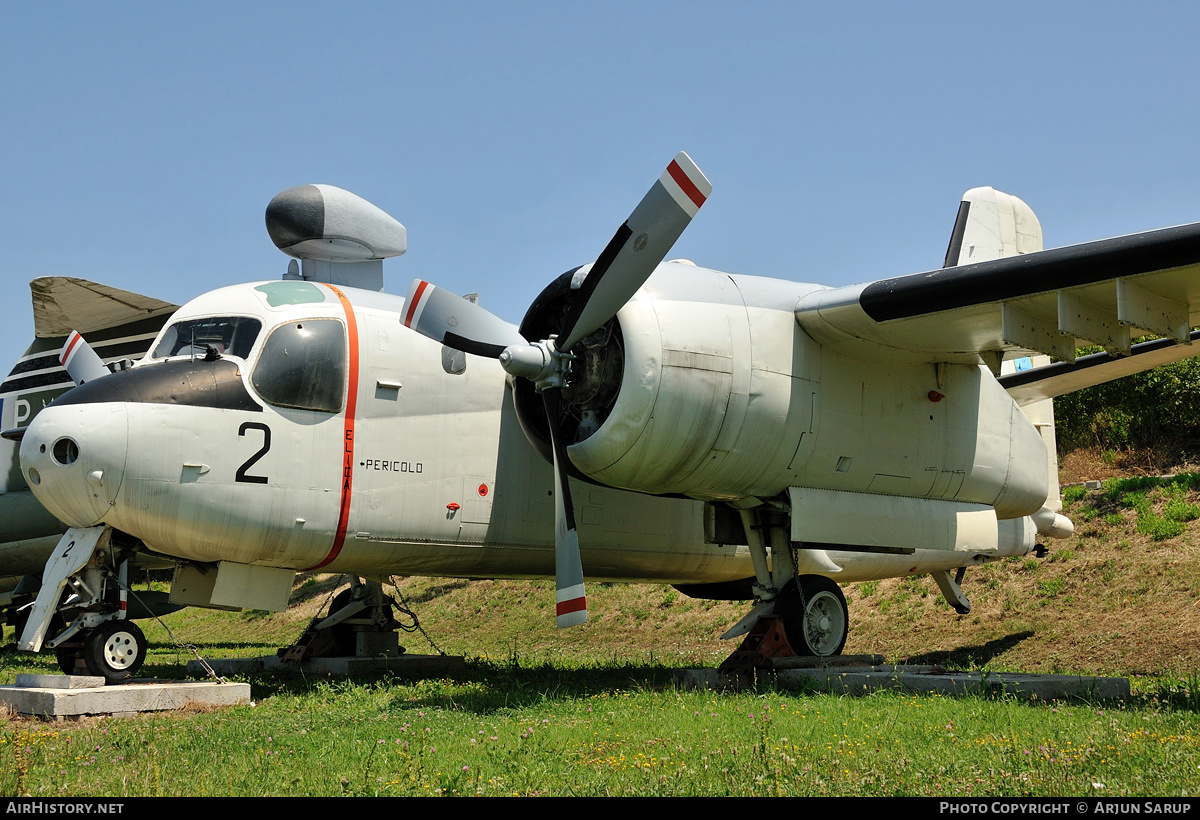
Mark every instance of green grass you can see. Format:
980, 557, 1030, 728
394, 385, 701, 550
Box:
2, 576, 1200, 797
3, 662, 1200, 797
4, 469, 1200, 796
1066, 474, 1200, 541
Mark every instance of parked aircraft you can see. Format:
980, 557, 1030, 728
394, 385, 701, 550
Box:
0, 279, 176, 637
13, 153, 1200, 682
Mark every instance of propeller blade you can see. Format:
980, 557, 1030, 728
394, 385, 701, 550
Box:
402, 279, 527, 358
60, 330, 109, 386
558, 151, 711, 351
543, 388, 587, 628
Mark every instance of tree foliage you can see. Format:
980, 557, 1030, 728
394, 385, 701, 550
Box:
1054, 356, 1200, 455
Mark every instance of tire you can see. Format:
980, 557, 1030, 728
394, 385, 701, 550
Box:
83, 620, 147, 684
774, 576, 849, 657
327, 590, 358, 657
56, 648, 84, 675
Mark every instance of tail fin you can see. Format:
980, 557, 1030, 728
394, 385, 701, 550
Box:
943, 186, 1043, 267
945, 189, 1061, 512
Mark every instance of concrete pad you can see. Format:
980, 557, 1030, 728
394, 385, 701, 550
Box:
0, 677, 251, 718
15, 673, 106, 689
676, 663, 1131, 701
187, 653, 466, 678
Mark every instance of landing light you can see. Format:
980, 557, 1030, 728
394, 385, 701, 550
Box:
52, 438, 79, 466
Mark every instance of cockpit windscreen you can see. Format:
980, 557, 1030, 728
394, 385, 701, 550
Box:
153, 317, 262, 360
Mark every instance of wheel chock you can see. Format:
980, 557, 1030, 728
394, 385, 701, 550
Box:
718, 615, 798, 674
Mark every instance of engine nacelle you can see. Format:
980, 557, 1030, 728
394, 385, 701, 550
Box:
514, 262, 1050, 518
569, 284, 802, 502
516, 263, 816, 504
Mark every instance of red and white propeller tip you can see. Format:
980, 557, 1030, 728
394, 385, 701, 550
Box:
557, 151, 711, 352
399, 152, 711, 629
60, 331, 109, 386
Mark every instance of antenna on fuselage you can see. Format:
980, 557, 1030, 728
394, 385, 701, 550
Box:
265, 184, 407, 292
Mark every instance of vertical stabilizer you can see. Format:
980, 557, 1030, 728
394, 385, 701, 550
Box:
944, 186, 1043, 267
947, 189, 1060, 510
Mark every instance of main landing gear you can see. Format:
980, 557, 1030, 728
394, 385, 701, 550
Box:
280, 579, 408, 662
774, 575, 849, 657
721, 507, 850, 669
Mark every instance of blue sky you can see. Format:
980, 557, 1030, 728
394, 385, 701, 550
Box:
4, 2, 1200, 359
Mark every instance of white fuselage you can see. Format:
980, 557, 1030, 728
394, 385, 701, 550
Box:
19, 269, 1049, 590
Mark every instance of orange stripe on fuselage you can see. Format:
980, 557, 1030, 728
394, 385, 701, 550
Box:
305, 283, 360, 570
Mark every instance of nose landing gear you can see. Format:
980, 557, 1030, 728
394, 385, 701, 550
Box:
86, 620, 148, 682
21, 526, 149, 684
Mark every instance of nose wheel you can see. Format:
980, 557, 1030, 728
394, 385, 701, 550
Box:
80, 620, 147, 684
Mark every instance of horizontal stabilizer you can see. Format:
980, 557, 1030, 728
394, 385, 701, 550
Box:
1000, 330, 1200, 405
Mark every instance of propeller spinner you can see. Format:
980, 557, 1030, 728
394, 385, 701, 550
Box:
402, 152, 712, 627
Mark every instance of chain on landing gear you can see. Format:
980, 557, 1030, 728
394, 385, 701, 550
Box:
280, 577, 439, 662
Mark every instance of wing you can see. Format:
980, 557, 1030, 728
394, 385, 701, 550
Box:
31, 277, 178, 338
795, 205, 1200, 379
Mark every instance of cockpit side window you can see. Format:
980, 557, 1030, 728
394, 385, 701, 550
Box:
251, 319, 347, 413
153, 316, 262, 360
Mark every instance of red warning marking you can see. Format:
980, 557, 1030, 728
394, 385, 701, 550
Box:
61, 331, 83, 365
667, 160, 707, 209
404, 281, 429, 328
556, 597, 587, 616
478, 484, 488, 497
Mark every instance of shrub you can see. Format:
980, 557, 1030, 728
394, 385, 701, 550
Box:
1055, 356, 1200, 455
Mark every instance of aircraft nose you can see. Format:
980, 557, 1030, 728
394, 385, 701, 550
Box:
19, 402, 129, 528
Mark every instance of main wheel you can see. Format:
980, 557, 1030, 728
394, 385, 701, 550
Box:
774, 576, 849, 657
326, 590, 359, 656
83, 620, 147, 684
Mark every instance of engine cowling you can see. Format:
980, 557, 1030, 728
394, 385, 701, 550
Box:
515, 263, 812, 503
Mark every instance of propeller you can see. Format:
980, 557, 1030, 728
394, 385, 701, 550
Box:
60, 330, 110, 386
402, 152, 711, 627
